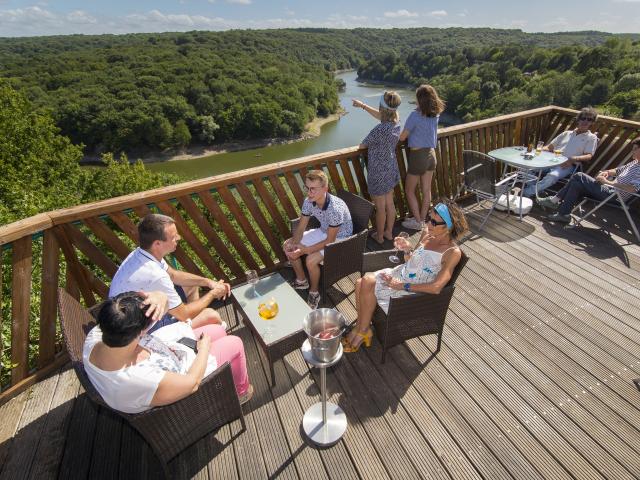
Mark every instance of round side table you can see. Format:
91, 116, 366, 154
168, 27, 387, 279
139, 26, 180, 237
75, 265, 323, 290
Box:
301, 339, 347, 446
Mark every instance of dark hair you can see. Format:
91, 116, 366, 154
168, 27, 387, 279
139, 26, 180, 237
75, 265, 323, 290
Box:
435, 198, 469, 241
577, 106, 598, 122
138, 214, 175, 250
97, 292, 152, 347
416, 84, 445, 117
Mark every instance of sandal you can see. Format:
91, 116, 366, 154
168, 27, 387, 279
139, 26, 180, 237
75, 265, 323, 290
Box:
342, 328, 373, 353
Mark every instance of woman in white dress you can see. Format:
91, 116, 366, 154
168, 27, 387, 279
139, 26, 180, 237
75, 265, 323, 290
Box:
343, 200, 468, 352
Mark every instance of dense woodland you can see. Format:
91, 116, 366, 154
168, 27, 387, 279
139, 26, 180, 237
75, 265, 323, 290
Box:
357, 37, 640, 122
1, 28, 638, 157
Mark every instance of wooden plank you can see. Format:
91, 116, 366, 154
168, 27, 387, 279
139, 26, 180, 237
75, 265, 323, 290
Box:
57, 394, 99, 479
351, 154, 369, 199
0, 253, 3, 375
0, 390, 28, 470
177, 195, 245, 279
267, 174, 298, 220
234, 182, 287, 262
337, 157, 358, 194
107, 211, 139, 244
10, 237, 32, 384
326, 158, 345, 192
0, 373, 59, 479
198, 191, 260, 272
0, 213, 52, 247
217, 186, 276, 269
62, 223, 118, 278
87, 409, 124, 479
283, 170, 305, 206
155, 200, 227, 280
38, 230, 59, 369
83, 216, 131, 261
54, 226, 96, 307
251, 179, 291, 239
27, 368, 81, 479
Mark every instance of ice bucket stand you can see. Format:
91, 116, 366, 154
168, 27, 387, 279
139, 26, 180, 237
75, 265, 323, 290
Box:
301, 339, 347, 446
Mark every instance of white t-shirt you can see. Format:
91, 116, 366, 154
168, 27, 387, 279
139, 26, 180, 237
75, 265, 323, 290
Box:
109, 247, 182, 309
550, 130, 598, 159
83, 322, 217, 414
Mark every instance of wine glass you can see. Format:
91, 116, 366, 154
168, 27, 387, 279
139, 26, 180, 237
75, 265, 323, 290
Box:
536, 141, 544, 154
389, 232, 410, 263
246, 270, 259, 297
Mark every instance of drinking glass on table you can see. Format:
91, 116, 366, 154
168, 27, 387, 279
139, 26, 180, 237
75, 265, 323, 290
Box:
389, 232, 410, 264
246, 270, 259, 296
536, 141, 544, 154
258, 297, 279, 338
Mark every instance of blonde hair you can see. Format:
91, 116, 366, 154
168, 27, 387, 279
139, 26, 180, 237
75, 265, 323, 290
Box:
379, 91, 401, 123
305, 169, 328, 188
416, 84, 445, 117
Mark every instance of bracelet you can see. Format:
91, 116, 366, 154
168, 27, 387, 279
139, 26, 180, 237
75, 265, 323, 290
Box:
186, 318, 193, 328
403, 283, 411, 292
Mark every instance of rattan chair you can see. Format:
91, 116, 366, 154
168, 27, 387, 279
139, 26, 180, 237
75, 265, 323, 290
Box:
57, 288, 245, 478
362, 250, 468, 363
290, 189, 374, 304
459, 150, 517, 231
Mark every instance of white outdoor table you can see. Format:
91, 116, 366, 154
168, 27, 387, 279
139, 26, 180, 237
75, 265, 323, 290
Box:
488, 146, 568, 220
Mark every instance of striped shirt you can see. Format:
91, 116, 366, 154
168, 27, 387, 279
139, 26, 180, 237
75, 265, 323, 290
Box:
614, 160, 640, 201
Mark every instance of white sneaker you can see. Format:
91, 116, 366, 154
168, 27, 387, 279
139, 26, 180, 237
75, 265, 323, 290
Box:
401, 217, 423, 230
307, 291, 321, 309
292, 278, 309, 290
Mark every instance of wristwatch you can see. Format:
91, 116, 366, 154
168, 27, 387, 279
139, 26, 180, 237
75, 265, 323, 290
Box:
403, 283, 411, 292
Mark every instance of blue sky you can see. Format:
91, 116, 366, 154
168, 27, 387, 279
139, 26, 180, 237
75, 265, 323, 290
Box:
0, 0, 639, 37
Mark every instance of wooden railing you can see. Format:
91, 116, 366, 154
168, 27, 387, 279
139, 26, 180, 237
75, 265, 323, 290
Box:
1, 105, 638, 403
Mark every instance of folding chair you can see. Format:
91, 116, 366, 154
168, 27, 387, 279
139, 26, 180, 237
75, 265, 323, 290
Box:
571, 186, 640, 242
459, 150, 518, 231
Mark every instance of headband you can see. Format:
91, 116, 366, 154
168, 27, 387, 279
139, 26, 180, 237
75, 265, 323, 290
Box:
434, 203, 453, 230
379, 94, 397, 111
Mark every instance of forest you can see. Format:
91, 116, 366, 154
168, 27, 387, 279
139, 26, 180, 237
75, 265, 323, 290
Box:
356, 36, 640, 123
1, 27, 638, 157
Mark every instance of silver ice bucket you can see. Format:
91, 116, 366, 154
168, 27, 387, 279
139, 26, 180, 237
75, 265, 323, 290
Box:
303, 308, 345, 363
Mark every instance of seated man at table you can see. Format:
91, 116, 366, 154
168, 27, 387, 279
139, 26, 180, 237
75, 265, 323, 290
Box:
522, 107, 598, 198
539, 137, 640, 223
109, 213, 231, 332
283, 170, 353, 309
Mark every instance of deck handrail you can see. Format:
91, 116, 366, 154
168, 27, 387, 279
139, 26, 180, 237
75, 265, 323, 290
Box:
1, 105, 638, 403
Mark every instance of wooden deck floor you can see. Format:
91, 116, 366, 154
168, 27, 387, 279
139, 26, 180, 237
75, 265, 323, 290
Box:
1, 204, 640, 479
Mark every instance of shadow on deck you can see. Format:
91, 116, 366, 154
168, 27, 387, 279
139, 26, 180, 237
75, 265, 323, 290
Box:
1, 203, 640, 479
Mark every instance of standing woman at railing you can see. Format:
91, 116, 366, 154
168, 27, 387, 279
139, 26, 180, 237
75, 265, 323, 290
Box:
399, 85, 446, 230
352, 91, 402, 244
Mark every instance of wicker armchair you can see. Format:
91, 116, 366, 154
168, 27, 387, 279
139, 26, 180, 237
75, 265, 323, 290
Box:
362, 250, 469, 363
290, 189, 374, 304
57, 288, 245, 478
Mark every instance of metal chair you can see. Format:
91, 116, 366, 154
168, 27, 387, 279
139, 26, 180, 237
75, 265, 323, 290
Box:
571, 187, 640, 242
362, 250, 469, 363
57, 288, 245, 479
459, 150, 517, 231
290, 189, 374, 304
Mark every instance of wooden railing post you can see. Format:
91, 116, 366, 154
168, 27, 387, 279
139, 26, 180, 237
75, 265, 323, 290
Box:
10, 237, 32, 384
38, 230, 59, 369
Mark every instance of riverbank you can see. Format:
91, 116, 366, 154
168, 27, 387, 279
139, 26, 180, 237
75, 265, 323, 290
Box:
81, 110, 346, 165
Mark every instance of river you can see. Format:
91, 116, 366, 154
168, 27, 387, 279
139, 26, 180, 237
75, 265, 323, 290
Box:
147, 71, 459, 180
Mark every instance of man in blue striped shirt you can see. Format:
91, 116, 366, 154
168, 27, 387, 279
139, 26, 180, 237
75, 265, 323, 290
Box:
539, 137, 640, 223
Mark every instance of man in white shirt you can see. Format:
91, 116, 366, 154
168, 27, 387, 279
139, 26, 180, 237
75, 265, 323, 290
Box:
523, 107, 598, 197
109, 214, 230, 332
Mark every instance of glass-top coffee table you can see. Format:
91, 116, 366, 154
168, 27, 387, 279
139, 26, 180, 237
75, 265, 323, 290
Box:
230, 272, 310, 386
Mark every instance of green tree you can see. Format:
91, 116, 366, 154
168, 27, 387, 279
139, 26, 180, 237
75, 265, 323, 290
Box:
173, 119, 192, 148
